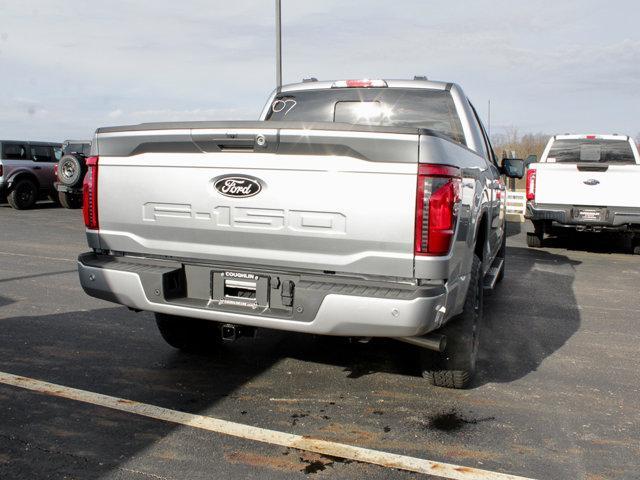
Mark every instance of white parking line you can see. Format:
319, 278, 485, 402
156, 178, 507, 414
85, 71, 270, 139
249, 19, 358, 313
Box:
0, 371, 536, 480
0, 251, 76, 263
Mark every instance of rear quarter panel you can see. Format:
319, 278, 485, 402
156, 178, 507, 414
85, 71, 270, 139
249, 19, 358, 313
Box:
415, 135, 491, 319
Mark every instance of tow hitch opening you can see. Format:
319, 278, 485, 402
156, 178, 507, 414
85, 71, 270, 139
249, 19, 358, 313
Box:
221, 324, 257, 343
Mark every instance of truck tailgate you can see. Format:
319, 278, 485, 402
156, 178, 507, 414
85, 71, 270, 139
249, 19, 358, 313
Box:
95, 125, 419, 278
535, 163, 640, 207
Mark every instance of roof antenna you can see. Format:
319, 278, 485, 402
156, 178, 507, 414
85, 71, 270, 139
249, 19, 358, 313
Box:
275, 0, 282, 93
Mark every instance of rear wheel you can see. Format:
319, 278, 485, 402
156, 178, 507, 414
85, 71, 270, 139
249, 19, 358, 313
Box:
48, 192, 61, 206
7, 179, 38, 210
155, 313, 222, 352
632, 235, 640, 255
526, 221, 544, 248
421, 253, 483, 389
58, 191, 83, 209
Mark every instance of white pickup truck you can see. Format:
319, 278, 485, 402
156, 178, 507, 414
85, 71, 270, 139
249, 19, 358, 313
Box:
525, 134, 640, 252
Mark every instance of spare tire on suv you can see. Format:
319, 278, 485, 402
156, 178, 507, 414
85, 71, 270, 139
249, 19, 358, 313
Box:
55, 140, 91, 209
58, 154, 85, 188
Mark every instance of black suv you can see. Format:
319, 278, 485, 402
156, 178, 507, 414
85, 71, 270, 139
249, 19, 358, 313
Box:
55, 140, 91, 209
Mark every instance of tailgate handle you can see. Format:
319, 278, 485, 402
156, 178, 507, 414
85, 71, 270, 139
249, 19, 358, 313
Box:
210, 134, 258, 152
576, 164, 608, 172
216, 140, 254, 152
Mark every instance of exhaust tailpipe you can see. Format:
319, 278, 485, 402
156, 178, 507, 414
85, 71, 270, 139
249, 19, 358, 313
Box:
395, 334, 447, 352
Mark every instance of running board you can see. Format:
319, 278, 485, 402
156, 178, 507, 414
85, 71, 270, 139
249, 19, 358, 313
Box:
483, 258, 503, 291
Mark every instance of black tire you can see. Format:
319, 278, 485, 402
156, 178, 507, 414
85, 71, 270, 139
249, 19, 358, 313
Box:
7, 178, 38, 210
58, 155, 85, 187
526, 232, 543, 248
527, 221, 544, 248
421, 254, 483, 389
58, 191, 83, 209
48, 192, 61, 206
155, 313, 221, 352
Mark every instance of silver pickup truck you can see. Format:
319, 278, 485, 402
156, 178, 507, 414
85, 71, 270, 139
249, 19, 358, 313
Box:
78, 78, 523, 388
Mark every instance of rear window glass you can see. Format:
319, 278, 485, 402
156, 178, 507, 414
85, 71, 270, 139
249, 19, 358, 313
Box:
265, 88, 465, 145
547, 139, 635, 164
31, 146, 54, 162
63, 143, 86, 155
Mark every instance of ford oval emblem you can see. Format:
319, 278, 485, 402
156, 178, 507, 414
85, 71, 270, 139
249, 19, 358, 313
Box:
583, 179, 600, 186
214, 175, 263, 198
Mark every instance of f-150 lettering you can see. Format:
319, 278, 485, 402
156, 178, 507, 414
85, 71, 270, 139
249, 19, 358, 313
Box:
143, 202, 346, 234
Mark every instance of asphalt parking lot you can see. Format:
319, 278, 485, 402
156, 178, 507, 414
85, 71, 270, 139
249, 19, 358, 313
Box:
0, 203, 638, 480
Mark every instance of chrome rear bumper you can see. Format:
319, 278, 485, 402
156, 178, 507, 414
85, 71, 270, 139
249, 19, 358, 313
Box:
78, 253, 451, 337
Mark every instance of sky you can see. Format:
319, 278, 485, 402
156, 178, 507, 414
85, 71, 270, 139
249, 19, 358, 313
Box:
0, 0, 639, 142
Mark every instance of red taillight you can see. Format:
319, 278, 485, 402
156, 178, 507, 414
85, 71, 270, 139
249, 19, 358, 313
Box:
83, 156, 99, 229
586, 135, 597, 139
53, 163, 59, 180
0, 165, 3, 177
415, 164, 462, 256
526, 168, 536, 201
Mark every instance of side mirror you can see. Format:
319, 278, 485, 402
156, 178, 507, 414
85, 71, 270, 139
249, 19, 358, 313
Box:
525, 154, 537, 167
501, 158, 525, 178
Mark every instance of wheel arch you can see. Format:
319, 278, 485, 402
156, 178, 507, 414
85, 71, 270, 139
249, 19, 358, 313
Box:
473, 211, 489, 262
8, 170, 40, 190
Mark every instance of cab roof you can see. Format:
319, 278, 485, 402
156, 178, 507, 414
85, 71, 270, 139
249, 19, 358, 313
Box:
553, 134, 631, 141
279, 78, 454, 93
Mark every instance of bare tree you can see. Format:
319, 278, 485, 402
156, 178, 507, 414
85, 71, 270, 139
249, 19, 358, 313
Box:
490, 128, 551, 190
491, 126, 549, 160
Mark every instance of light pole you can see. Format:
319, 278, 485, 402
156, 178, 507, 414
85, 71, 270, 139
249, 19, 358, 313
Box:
487, 99, 491, 138
275, 0, 282, 93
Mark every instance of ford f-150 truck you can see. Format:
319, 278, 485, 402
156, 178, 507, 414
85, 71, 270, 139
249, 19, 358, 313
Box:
525, 134, 640, 251
77, 78, 523, 388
